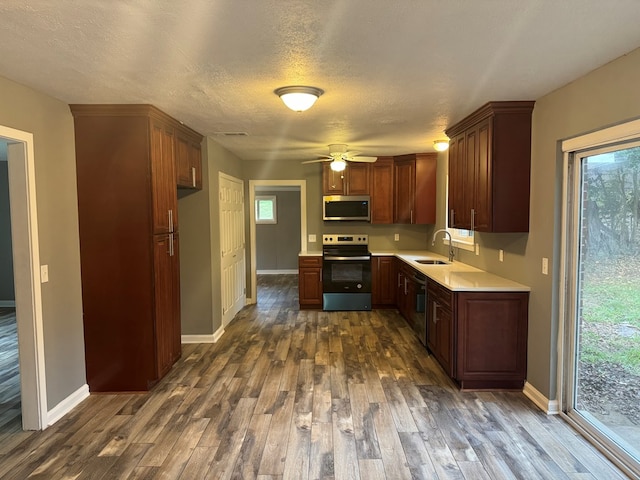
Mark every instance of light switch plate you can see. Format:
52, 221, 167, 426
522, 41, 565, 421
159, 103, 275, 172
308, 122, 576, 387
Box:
394, 234, 400, 241
542, 257, 549, 275
40, 265, 49, 283
499, 249, 504, 262
475, 243, 480, 255
309, 234, 316, 243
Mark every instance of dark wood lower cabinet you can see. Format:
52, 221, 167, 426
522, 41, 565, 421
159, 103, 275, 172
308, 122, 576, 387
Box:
298, 256, 322, 309
426, 279, 529, 390
372, 256, 396, 307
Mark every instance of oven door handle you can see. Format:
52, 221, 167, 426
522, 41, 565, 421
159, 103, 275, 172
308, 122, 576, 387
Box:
323, 255, 371, 261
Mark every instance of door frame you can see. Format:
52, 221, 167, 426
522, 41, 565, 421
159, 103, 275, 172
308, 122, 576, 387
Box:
248, 180, 307, 304
1, 125, 47, 430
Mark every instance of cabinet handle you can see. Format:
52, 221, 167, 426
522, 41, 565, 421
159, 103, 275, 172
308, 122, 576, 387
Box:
471, 208, 475, 232
432, 302, 439, 323
168, 209, 174, 233
169, 233, 174, 257
398, 273, 402, 288
192, 167, 196, 187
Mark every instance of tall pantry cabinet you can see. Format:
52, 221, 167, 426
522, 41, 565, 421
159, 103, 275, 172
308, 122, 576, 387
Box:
70, 104, 203, 392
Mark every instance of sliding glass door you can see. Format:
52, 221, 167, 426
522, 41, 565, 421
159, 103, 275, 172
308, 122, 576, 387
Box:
564, 139, 640, 476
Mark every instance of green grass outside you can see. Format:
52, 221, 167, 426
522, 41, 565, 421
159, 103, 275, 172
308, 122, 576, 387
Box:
580, 268, 640, 376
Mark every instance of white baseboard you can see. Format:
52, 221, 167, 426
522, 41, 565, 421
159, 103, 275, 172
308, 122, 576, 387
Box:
257, 269, 298, 275
47, 383, 90, 427
0, 300, 16, 307
523, 381, 560, 414
181, 325, 225, 344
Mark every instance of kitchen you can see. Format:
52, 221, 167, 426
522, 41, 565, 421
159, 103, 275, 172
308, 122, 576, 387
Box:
1, 2, 640, 477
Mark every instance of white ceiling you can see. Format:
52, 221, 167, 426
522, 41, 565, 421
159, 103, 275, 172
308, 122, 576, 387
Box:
1, 1, 640, 161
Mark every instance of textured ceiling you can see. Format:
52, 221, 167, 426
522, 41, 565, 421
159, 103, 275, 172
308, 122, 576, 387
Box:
1, 1, 640, 161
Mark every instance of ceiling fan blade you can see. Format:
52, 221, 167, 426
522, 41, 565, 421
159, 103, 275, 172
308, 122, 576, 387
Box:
349, 156, 378, 163
301, 159, 330, 164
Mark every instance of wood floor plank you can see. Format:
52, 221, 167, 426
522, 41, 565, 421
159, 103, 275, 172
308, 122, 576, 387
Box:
348, 382, 381, 460
331, 397, 361, 480
258, 391, 295, 476
309, 422, 333, 480
370, 401, 413, 480
230, 413, 272, 480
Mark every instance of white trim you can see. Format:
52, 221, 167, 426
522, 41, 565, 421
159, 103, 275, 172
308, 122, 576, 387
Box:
0, 300, 16, 307
47, 384, 89, 427
523, 381, 560, 414
257, 269, 298, 275
248, 180, 306, 307
2, 125, 47, 431
562, 117, 640, 151
181, 326, 225, 344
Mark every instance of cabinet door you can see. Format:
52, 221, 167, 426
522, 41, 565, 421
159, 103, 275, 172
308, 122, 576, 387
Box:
153, 234, 178, 378
448, 134, 466, 229
473, 119, 492, 231
323, 163, 346, 194
455, 292, 528, 387
394, 159, 415, 223
175, 134, 192, 187
189, 142, 203, 190
299, 256, 322, 308
151, 122, 178, 234
346, 163, 370, 194
370, 157, 394, 224
372, 256, 396, 306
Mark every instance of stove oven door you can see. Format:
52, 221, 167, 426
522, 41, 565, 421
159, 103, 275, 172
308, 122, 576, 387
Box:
322, 255, 372, 311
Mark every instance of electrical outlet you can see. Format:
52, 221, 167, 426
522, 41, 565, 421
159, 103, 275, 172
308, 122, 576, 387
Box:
394, 233, 400, 241
308, 234, 316, 243
499, 249, 504, 262
41, 265, 49, 283
475, 243, 480, 255
542, 257, 549, 275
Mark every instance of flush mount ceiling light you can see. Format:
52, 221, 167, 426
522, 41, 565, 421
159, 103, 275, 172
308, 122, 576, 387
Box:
433, 139, 450, 152
274, 86, 324, 112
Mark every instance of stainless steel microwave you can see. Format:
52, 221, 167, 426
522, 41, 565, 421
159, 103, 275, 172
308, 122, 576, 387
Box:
323, 195, 371, 221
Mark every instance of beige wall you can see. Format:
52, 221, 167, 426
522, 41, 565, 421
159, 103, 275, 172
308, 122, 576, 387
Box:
0, 75, 85, 409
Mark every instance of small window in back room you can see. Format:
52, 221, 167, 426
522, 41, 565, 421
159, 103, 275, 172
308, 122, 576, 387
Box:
255, 195, 277, 224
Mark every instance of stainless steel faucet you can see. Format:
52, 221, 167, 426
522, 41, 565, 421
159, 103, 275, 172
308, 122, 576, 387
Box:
431, 228, 454, 262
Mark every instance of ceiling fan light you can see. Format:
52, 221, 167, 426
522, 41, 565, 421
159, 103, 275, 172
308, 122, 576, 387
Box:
433, 139, 450, 152
274, 86, 324, 112
330, 159, 346, 172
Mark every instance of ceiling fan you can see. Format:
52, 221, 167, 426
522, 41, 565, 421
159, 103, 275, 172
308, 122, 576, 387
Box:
302, 144, 377, 171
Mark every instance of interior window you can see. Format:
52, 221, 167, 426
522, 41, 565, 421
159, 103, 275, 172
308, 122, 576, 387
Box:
255, 195, 277, 224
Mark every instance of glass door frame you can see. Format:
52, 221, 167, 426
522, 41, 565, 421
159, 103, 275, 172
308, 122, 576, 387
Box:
559, 118, 640, 479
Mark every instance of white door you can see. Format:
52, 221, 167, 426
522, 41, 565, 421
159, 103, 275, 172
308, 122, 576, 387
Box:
219, 173, 246, 326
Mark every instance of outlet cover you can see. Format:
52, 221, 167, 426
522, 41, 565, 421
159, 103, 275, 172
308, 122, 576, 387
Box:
41, 265, 49, 283
475, 243, 480, 255
542, 257, 549, 275
394, 234, 400, 241
499, 249, 504, 262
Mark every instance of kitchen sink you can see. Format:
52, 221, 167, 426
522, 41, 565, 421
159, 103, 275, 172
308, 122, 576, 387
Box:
415, 259, 449, 265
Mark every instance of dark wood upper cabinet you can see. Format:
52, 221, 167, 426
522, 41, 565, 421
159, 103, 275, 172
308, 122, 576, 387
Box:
393, 153, 437, 224
446, 101, 534, 233
176, 132, 203, 190
370, 156, 394, 224
322, 162, 370, 195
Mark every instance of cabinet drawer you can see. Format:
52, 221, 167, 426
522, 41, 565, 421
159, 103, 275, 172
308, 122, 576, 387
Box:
299, 256, 322, 267
428, 282, 453, 309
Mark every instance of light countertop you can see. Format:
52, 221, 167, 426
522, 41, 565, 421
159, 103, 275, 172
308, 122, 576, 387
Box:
389, 250, 530, 292
300, 249, 530, 292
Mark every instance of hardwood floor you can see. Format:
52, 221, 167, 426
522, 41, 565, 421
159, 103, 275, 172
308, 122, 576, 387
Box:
0, 307, 20, 438
0, 276, 631, 479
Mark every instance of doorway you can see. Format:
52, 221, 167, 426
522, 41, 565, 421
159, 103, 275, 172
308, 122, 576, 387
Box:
561, 120, 640, 477
0, 126, 47, 430
248, 180, 307, 304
